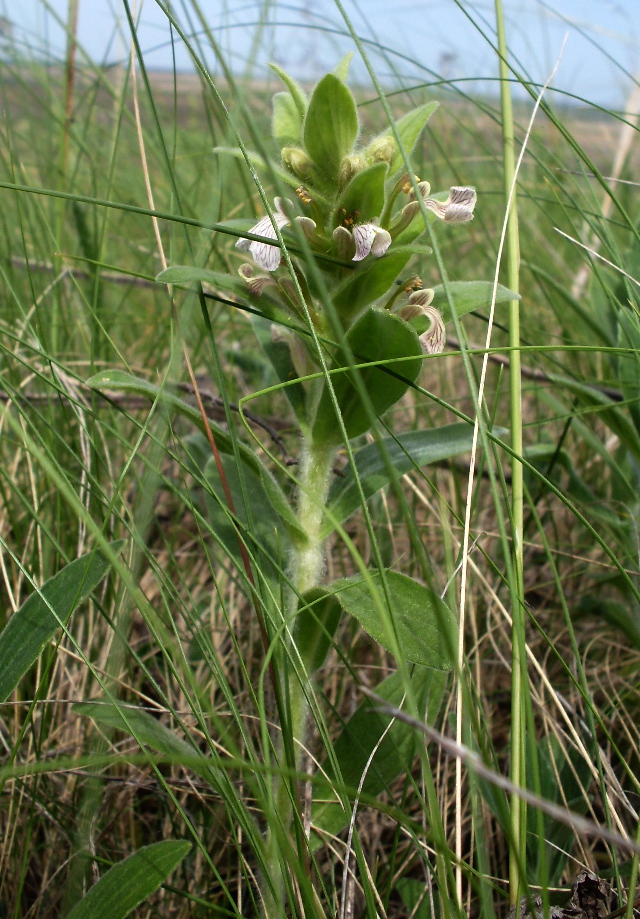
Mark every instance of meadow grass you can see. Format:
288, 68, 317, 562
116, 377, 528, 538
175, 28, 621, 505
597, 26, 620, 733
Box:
0, 2, 639, 918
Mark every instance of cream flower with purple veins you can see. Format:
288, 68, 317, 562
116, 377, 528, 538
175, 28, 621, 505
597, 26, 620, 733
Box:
352, 222, 392, 262
235, 197, 291, 271
424, 186, 477, 223
398, 288, 446, 354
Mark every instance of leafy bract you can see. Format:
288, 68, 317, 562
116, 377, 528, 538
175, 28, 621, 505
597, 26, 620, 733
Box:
303, 74, 358, 184
272, 92, 303, 146
334, 162, 388, 226
312, 308, 423, 444
332, 249, 416, 323
269, 62, 307, 116
388, 100, 440, 173
0, 542, 125, 702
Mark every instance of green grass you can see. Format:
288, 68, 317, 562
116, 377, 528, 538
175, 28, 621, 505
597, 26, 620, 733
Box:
1, 2, 640, 918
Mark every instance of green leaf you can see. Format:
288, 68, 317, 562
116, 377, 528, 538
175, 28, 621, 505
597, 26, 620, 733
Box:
295, 587, 342, 674
156, 265, 246, 293
0, 542, 125, 702
388, 101, 440, 173
332, 249, 415, 324
526, 735, 592, 888
201, 453, 291, 586
431, 281, 520, 324
86, 369, 233, 449
250, 315, 307, 422
303, 74, 358, 184
311, 666, 447, 847
213, 146, 301, 189
333, 162, 388, 225
395, 879, 431, 919
269, 63, 307, 116
62, 841, 190, 919
272, 92, 303, 146
312, 308, 423, 444
329, 570, 456, 668
75, 701, 223, 786
324, 423, 479, 534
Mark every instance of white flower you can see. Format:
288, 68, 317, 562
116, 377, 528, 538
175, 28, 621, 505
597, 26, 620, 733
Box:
235, 197, 291, 271
236, 198, 317, 271
351, 222, 392, 262
423, 186, 476, 223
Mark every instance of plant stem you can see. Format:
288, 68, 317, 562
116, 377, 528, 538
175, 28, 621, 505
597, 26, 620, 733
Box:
494, 0, 527, 905
261, 435, 337, 918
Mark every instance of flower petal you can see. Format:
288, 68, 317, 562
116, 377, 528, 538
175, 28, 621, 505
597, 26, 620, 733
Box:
238, 264, 273, 296
419, 307, 446, 354
249, 239, 283, 271
370, 227, 392, 257
352, 223, 391, 261
352, 223, 378, 261
235, 198, 292, 271
424, 186, 476, 223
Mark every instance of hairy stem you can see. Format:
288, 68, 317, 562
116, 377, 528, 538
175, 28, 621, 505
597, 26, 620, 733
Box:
261, 436, 337, 919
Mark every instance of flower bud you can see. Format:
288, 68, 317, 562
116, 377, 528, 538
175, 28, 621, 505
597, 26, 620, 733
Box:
281, 146, 314, 181
338, 154, 367, 191
366, 134, 397, 165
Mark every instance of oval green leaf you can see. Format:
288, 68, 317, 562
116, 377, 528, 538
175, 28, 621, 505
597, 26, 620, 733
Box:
272, 91, 303, 146
431, 280, 520, 323
311, 665, 447, 847
295, 587, 342, 674
332, 249, 415, 324
0, 542, 125, 702
329, 569, 456, 668
312, 308, 423, 444
63, 841, 190, 919
75, 700, 223, 787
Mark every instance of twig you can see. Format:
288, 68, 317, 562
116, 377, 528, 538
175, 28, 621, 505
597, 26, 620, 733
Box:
361, 686, 640, 857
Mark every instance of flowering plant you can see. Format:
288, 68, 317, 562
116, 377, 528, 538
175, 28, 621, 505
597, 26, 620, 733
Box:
143, 58, 516, 917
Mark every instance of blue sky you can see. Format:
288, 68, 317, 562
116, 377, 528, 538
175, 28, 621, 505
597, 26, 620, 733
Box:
5, 0, 640, 109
